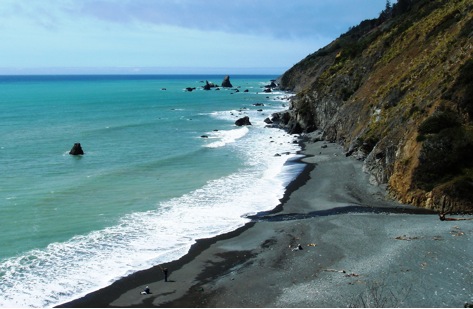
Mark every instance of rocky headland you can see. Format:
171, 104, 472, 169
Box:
57, 2, 473, 307
274, 0, 473, 213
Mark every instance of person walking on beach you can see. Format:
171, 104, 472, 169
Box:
163, 267, 168, 282
159, 265, 169, 282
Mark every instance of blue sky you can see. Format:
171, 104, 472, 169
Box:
0, 1, 388, 74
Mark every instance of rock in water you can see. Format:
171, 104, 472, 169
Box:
235, 116, 252, 126
202, 80, 212, 90
221, 75, 233, 88
69, 143, 84, 155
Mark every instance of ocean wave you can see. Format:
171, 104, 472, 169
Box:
0, 121, 302, 308
0, 78, 304, 308
203, 127, 249, 148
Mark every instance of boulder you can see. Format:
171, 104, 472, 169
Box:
69, 143, 84, 155
221, 75, 233, 88
235, 116, 252, 126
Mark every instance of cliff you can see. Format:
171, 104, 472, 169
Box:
277, 0, 473, 213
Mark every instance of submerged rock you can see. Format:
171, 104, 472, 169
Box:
69, 143, 84, 155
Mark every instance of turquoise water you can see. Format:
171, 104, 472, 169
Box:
0, 75, 303, 307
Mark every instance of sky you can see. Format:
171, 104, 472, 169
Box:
0, 0, 388, 75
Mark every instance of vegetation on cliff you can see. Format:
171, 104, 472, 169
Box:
278, 0, 473, 212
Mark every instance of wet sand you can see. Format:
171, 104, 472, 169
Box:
59, 140, 473, 308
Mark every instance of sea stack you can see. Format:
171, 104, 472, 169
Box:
69, 143, 84, 155
221, 75, 233, 88
235, 116, 252, 126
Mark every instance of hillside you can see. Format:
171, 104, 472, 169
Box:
277, 0, 473, 213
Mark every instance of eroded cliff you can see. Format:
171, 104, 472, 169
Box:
278, 0, 473, 212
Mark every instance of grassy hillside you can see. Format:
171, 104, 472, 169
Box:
279, 0, 473, 212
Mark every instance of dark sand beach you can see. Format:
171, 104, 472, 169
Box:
59, 138, 473, 308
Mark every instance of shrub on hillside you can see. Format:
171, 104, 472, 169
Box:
414, 125, 473, 190
418, 110, 461, 136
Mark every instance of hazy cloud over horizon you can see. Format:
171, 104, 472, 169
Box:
0, 0, 388, 74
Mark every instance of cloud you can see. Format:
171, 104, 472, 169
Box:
71, 0, 385, 38
0, 0, 386, 73
2, 0, 386, 40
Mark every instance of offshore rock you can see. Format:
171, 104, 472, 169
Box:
235, 116, 252, 126
69, 143, 84, 155
221, 75, 233, 88
203, 81, 211, 90
265, 80, 278, 89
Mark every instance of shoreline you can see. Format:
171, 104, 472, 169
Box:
58, 139, 473, 308
57, 137, 314, 308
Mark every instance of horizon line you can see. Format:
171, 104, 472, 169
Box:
0, 66, 288, 76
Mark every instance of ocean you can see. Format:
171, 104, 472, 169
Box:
0, 75, 304, 307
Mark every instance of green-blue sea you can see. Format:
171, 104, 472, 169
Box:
0, 75, 304, 307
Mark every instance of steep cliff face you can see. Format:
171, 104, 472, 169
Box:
278, 0, 473, 212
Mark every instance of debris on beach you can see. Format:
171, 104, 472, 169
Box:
289, 243, 316, 250
450, 226, 465, 237
291, 244, 304, 251
324, 269, 360, 277
324, 269, 347, 273
394, 235, 421, 241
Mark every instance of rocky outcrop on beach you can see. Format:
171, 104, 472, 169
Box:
277, 0, 473, 212
69, 143, 84, 155
221, 75, 233, 88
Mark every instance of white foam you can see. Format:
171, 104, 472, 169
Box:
203, 127, 249, 148
0, 106, 304, 308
